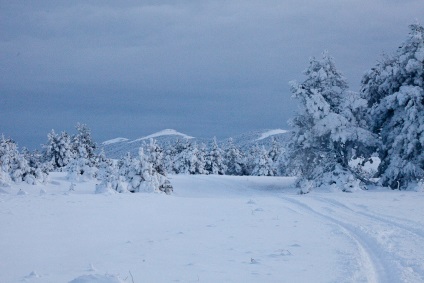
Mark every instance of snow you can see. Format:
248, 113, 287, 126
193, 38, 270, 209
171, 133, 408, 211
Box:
256, 129, 288, 141
1, 173, 424, 282
101, 138, 129, 146
131, 129, 194, 143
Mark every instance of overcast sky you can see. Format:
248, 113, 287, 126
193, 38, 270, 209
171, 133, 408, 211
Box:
1, 1, 424, 149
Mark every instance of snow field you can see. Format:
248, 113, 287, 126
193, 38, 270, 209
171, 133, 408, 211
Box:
1, 173, 424, 282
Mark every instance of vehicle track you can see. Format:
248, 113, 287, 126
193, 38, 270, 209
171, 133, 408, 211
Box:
315, 196, 424, 239
309, 195, 424, 282
280, 195, 402, 283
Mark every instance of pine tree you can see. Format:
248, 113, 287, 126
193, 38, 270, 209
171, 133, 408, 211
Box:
251, 146, 274, 176
73, 123, 97, 165
268, 137, 284, 176
288, 51, 376, 192
205, 138, 227, 175
96, 153, 127, 194
119, 148, 173, 194
223, 138, 245, 176
43, 130, 74, 170
361, 24, 424, 189
0, 136, 44, 185
144, 139, 166, 175
172, 140, 192, 174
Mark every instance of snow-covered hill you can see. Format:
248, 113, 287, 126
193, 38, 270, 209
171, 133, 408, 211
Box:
101, 129, 291, 159
100, 129, 196, 158
130, 129, 194, 143
1, 173, 424, 282
256, 129, 289, 141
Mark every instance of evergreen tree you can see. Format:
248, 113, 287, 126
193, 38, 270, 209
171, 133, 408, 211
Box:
172, 140, 192, 174
43, 130, 74, 170
268, 137, 284, 176
119, 149, 173, 194
251, 146, 274, 176
361, 24, 424, 189
72, 123, 97, 165
144, 139, 166, 175
223, 138, 245, 176
96, 153, 127, 194
244, 145, 260, 176
205, 138, 227, 175
288, 51, 376, 192
0, 136, 45, 185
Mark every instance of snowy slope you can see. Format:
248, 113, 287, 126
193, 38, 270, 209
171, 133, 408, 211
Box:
100, 129, 196, 158
256, 129, 289, 141
130, 129, 194, 143
1, 174, 423, 282
101, 138, 129, 146
101, 129, 291, 159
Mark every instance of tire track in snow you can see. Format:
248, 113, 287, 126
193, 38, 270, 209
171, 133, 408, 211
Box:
311, 196, 424, 282
279, 195, 399, 283
315, 196, 424, 239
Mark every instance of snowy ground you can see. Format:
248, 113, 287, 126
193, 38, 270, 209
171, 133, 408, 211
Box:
1, 174, 424, 283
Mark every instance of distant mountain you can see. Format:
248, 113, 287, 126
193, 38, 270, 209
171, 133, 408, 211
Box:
100, 128, 290, 159
129, 129, 194, 143
227, 129, 290, 149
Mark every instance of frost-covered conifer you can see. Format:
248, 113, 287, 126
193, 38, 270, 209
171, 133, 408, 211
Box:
43, 130, 74, 170
288, 51, 376, 192
251, 146, 274, 176
144, 139, 166, 175
73, 123, 97, 164
65, 124, 98, 181
172, 140, 192, 174
96, 153, 127, 194
361, 24, 424, 189
119, 149, 173, 194
268, 137, 284, 176
223, 138, 245, 176
205, 138, 227, 175
188, 142, 207, 175
0, 136, 44, 185
244, 145, 260, 176
162, 145, 175, 174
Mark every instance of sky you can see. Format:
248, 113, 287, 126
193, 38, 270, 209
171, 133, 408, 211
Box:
1, 1, 424, 149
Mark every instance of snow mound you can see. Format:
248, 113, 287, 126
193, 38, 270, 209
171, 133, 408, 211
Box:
131, 129, 194, 142
101, 138, 129, 146
256, 129, 288, 141
68, 274, 124, 283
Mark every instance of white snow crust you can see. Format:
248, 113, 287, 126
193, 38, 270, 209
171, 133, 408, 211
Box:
131, 129, 194, 143
256, 129, 288, 141
101, 138, 129, 145
1, 173, 424, 282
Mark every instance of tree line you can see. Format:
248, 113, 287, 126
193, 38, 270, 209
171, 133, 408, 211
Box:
1, 24, 423, 193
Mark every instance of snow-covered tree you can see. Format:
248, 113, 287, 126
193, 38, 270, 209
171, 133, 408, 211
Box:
243, 145, 260, 176
268, 137, 285, 176
0, 136, 45, 185
43, 130, 74, 170
66, 124, 99, 181
144, 139, 166, 175
187, 142, 207, 175
0, 137, 16, 186
361, 24, 424, 189
287, 51, 377, 192
223, 138, 245, 176
205, 138, 227, 175
72, 123, 97, 165
119, 149, 173, 194
251, 146, 275, 176
172, 140, 192, 174
96, 153, 127, 194
21, 148, 48, 182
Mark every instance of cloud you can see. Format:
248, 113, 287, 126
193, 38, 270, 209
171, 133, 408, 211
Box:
1, 0, 424, 148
